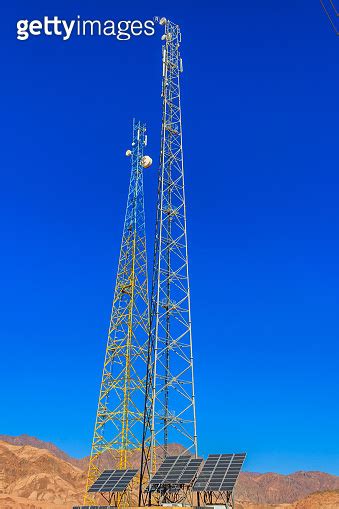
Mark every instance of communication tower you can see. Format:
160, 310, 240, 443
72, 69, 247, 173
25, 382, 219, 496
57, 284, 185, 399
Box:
85, 120, 151, 505
139, 18, 198, 504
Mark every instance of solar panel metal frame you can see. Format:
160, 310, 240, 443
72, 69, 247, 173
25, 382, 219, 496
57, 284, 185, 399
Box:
193, 453, 246, 492
148, 456, 203, 492
88, 468, 138, 493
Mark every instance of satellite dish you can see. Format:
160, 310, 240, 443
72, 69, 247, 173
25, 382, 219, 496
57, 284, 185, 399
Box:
125, 150, 132, 157
141, 156, 152, 168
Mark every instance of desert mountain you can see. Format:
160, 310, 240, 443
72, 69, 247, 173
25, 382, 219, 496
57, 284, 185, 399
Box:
293, 489, 339, 509
0, 440, 84, 506
0, 435, 83, 469
236, 471, 339, 504
0, 437, 186, 507
236, 490, 339, 509
0, 435, 185, 472
0, 435, 339, 509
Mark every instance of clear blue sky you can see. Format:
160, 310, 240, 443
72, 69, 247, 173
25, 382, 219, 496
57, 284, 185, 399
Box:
1, 0, 338, 475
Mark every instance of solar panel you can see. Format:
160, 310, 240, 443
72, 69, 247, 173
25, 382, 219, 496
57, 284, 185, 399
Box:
148, 456, 203, 491
88, 469, 138, 493
193, 454, 246, 492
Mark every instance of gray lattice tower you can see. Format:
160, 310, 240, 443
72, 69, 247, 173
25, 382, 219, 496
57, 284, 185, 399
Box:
139, 18, 198, 504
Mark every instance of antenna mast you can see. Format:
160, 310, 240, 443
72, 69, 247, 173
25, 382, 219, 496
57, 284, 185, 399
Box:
139, 18, 198, 504
85, 120, 151, 506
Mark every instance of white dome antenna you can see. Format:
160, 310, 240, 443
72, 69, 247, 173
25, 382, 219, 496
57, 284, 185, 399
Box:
141, 155, 152, 168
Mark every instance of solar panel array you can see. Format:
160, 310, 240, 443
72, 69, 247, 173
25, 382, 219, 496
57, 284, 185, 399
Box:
193, 453, 246, 492
88, 469, 138, 493
148, 456, 203, 491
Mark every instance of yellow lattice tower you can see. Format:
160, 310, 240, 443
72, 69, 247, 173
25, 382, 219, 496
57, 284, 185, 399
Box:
84, 120, 151, 506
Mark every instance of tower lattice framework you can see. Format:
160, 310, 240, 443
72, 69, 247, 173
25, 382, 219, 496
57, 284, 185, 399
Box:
139, 18, 198, 504
85, 120, 150, 505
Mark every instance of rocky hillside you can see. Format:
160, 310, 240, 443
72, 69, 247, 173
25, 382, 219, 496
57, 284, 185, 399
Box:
236, 491, 339, 509
0, 435, 83, 469
0, 493, 69, 509
293, 490, 339, 509
0, 440, 85, 506
236, 471, 339, 504
0, 435, 338, 509
0, 435, 186, 472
